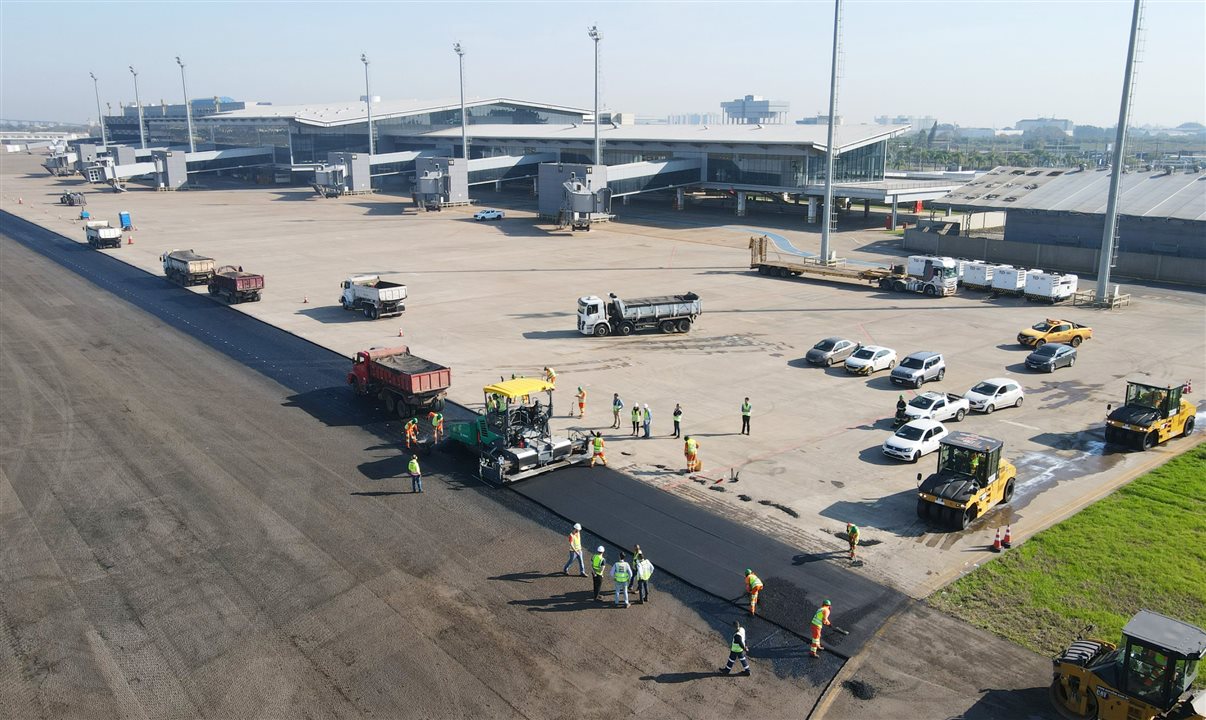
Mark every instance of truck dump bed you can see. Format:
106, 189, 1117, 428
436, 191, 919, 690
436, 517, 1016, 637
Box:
366, 347, 451, 395
621, 293, 699, 307
212, 269, 265, 292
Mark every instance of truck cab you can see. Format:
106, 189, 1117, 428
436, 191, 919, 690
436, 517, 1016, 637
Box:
1105, 381, 1196, 450
577, 296, 607, 335
916, 431, 1016, 530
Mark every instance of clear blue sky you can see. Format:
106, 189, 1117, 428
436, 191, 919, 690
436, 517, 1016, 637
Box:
2, 1, 1202, 128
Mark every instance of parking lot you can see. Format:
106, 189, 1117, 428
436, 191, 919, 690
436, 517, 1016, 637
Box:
5, 154, 1202, 597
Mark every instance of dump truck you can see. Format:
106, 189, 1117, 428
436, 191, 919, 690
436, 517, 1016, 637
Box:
84, 220, 122, 249
1104, 381, 1196, 451
447, 378, 588, 483
749, 235, 958, 296
915, 431, 1016, 530
340, 275, 406, 320
1049, 610, 1206, 720
1025, 272, 1079, 303
162, 250, 216, 286
577, 292, 702, 336
348, 345, 450, 418
207, 266, 264, 304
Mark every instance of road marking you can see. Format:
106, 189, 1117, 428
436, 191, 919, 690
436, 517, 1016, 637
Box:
1002, 419, 1040, 430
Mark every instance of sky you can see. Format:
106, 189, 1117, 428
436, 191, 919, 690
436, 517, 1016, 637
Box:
1, 1, 1203, 129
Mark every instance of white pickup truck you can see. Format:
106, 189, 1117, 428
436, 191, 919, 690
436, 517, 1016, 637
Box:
340, 275, 407, 320
903, 391, 969, 423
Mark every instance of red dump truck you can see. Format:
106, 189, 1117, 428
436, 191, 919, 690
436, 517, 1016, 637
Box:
207, 265, 264, 304
348, 345, 451, 418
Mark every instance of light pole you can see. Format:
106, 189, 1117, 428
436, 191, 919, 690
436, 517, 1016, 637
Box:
454, 43, 468, 160
588, 25, 601, 165
129, 65, 146, 149
361, 53, 374, 156
175, 56, 195, 152
89, 72, 108, 146
820, 0, 842, 263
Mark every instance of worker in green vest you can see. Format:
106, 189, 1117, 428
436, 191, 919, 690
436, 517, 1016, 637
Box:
590, 432, 607, 468
847, 523, 860, 563
740, 397, 752, 435
591, 546, 607, 602
611, 552, 632, 607
719, 620, 751, 675
428, 410, 444, 443
408, 454, 423, 493
631, 403, 642, 437
745, 569, 764, 615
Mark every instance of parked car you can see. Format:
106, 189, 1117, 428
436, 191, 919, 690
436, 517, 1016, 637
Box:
1025, 343, 1077, 372
474, 209, 505, 221
964, 378, 1025, 413
882, 419, 949, 463
1017, 318, 1092, 347
891, 351, 946, 388
903, 392, 969, 423
806, 337, 860, 366
845, 345, 897, 375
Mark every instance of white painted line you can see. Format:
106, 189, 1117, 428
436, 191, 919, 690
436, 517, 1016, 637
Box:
1002, 420, 1041, 430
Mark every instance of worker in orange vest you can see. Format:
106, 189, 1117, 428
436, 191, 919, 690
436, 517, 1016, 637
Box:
590, 432, 607, 468
544, 366, 557, 388
427, 410, 444, 443
810, 600, 832, 657
575, 386, 587, 418
744, 569, 764, 616
684, 436, 700, 473
403, 417, 419, 448
563, 523, 586, 576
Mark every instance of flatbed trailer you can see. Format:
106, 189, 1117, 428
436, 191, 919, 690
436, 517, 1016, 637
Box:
750, 235, 893, 285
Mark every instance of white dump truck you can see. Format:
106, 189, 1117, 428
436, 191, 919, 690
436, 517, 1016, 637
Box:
162, 249, 216, 286
577, 292, 702, 336
84, 220, 122, 249
340, 275, 407, 320
1024, 272, 1078, 303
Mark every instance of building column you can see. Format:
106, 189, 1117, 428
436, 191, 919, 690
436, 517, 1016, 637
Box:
807, 197, 817, 224
863, 199, 870, 219
945, 206, 952, 217
532, 178, 538, 196
622, 195, 629, 205
736, 191, 746, 217
675, 187, 685, 210
495, 179, 502, 191
889, 196, 898, 230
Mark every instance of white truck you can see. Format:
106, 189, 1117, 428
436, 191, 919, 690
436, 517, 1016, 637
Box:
903, 391, 970, 423
879, 255, 960, 297
1024, 272, 1078, 303
340, 275, 407, 320
162, 249, 216, 286
577, 292, 702, 336
84, 220, 123, 249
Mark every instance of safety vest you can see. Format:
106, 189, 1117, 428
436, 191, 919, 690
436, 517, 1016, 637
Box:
686, 438, 698, 454
613, 562, 631, 583
643, 407, 652, 422
405, 419, 417, 432
546, 368, 556, 382
632, 407, 641, 422
569, 531, 581, 553
742, 402, 752, 417
849, 525, 860, 543
408, 457, 420, 475
812, 606, 830, 627
730, 628, 747, 653
674, 409, 682, 422
592, 436, 605, 452
431, 412, 443, 426
747, 573, 763, 592
637, 559, 654, 581
592, 553, 605, 574
577, 389, 586, 402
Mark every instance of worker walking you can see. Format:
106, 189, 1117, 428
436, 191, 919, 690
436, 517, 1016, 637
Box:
591, 546, 607, 601
612, 553, 632, 607
590, 431, 607, 468
672, 403, 683, 438
718, 620, 752, 676
847, 522, 860, 563
810, 600, 832, 657
611, 393, 624, 429
427, 410, 444, 443
684, 436, 700, 473
403, 417, 420, 449
633, 550, 654, 604
740, 397, 752, 435
631, 403, 642, 436
408, 454, 423, 493
642, 404, 652, 438
744, 569, 764, 616
563, 523, 587, 576
544, 366, 557, 388
576, 386, 587, 419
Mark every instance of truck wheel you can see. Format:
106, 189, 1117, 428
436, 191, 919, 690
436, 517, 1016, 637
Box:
660, 320, 676, 334
619, 322, 634, 336
878, 278, 891, 289
370, 306, 380, 320
1070, 335, 1082, 347
958, 507, 973, 531
363, 305, 373, 319
384, 395, 397, 413
677, 319, 691, 333
778, 267, 790, 278
893, 280, 908, 292
1142, 432, 1158, 451
342, 299, 353, 311
593, 324, 610, 337
1003, 478, 1015, 503
954, 408, 966, 422
1183, 417, 1196, 438
924, 285, 937, 297
207, 284, 218, 295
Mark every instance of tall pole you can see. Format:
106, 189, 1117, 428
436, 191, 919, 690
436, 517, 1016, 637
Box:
454, 43, 468, 159
820, 0, 842, 263
361, 53, 374, 156
129, 65, 146, 149
89, 72, 108, 146
175, 56, 195, 153
588, 25, 601, 165
1096, 0, 1143, 302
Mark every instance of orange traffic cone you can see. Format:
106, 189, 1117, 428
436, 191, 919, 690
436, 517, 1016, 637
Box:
991, 529, 1002, 553
127, 235, 133, 245
1002, 525, 1012, 549
1184, 380, 1193, 394
18, 197, 23, 204
303, 295, 309, 304
398, 328, 404, 337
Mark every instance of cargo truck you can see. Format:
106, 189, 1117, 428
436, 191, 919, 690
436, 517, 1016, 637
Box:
84, 220, 122, 249
577, 292, 702, 336
1024, 272, 1078, 303
162, 250, 216, 286
207, 266, 264, 304
749, 235, 958, 296
348, 345, 451, 418
340, 275, 407, 320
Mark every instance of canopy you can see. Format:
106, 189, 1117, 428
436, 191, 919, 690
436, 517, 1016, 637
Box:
483, 378, 555, 399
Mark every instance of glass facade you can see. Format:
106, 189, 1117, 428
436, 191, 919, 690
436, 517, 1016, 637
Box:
608, 168, 701, 196
705, 143, 884, 189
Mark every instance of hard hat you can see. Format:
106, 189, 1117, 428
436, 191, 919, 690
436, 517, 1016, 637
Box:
573, 523, 581, 530
745, 568, 752, 575
597, 545, 605, 553
823, 599, 832, 606
644, 403, 649, 408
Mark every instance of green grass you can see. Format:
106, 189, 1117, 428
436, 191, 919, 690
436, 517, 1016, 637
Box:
931, 444, 1206, 658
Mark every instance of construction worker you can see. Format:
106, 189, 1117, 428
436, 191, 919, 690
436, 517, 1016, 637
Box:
634, 550, 654, 604
576, 386, 587, 419
672, 403, 683, 438
544, 366, 557, 388
740, 397, 752, 435
718, 620, 752, 676
612, 552, 632, 607
403, 417, 419, 449
590, 431, 607, 468
628, 545, 641, 593
591, 546, 607, 601
427, 410, 444, 443
611, 393, 624, 429
642, 404, 652, 438
684, 436, 700, 473
631, 403, 642, 436
847, 522, 860, 562
408, 454, 423, 493
810, 600, 832, 657
563, 523, 587, 576
744, 569, 764, 616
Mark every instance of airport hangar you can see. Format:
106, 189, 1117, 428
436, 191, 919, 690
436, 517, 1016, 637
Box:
98, 97, 957, 226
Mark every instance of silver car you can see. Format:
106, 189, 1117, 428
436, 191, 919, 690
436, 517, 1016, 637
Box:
806, 337, 860, 366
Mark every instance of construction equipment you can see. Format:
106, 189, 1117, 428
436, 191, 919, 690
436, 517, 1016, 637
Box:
915, 431, 1016, 530
447, 378, 588, 483
161, 250, 216, 287
60, 191, 87, 206
749, 235, 958, 296
84, 221, 122, 249
577, 292, 702, 336
347, 345, 450, 419
339, 275, 406, 320
207, 266, 264, 304
1025, 272, 1079, 304
1105, 381, 1196, 451
1049, 610, 1206, 720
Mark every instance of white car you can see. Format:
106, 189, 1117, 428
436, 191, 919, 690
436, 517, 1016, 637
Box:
473, 209, 505, 221
964, 377, 1025, 414
844, 345, 897, 375
882, 419, 949, 463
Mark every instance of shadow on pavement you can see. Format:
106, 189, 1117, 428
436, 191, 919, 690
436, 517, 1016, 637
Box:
820, 492, 927, 539
294, 305, 370, 324
949, 685, 1059, 720
509, 589, 600, 613
640, 671, 726, 684
349, 490, 409, 497
858, 445, 903, 466
488, 570, 561, 583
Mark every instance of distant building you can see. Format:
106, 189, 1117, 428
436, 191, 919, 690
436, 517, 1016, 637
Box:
720, 95, 789, 124
1015, 118, 1074, 136
957, 127, 997, 139
876, 115, 936, 133
796, 114, 843, 126
665, 112, 724, 125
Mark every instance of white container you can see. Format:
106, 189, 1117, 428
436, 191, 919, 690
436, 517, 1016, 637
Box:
991, 266, 1026, 293
963, 262, 995, 289
1025, 272, 1079, 303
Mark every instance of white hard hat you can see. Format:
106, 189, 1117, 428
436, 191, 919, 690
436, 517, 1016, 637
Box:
573, 523, 581, 530
644, 403, 649, 408
597, 545, 605, 553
